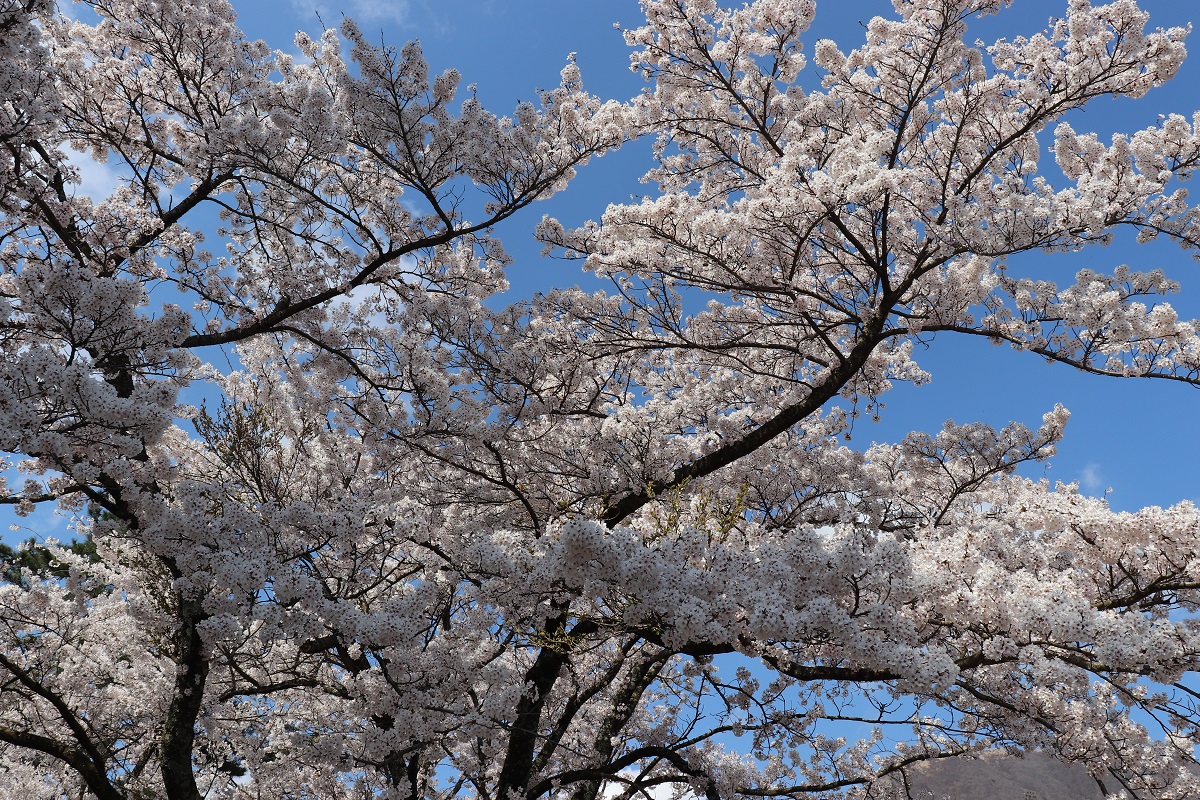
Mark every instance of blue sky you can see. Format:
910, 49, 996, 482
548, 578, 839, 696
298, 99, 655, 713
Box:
8, 0, 1200, 547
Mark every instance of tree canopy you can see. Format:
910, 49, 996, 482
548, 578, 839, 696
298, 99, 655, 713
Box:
3, 0, 1200, 798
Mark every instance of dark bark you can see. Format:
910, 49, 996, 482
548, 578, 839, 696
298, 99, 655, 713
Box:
158, 586, 209, 800
0, 723, 123, 800
566, 650, 668, 800
496, 616, 598, 800
601, 329, 888, 527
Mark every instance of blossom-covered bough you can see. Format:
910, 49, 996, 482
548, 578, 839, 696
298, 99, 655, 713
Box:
4, 0, 1200, 797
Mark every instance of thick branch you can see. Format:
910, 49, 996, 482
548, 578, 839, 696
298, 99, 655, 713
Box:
601, 328, 887, 526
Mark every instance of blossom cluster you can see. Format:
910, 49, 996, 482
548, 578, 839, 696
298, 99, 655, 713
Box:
3, 0, 1200, 799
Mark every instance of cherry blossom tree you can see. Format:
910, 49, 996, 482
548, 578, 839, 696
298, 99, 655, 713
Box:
3, 0, 1200, 798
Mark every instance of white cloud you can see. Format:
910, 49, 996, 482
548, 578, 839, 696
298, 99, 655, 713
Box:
288, 0, 411, 28
2, 488, 71, 547
338, 282, 391, 329
347, 0, 411, 24
66, 147, 124, 201
1079, 462, 1107, 496
600, 773, 694, 800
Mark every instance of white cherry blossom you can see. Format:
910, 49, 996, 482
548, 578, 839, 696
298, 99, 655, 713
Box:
3, 1, 1200, 799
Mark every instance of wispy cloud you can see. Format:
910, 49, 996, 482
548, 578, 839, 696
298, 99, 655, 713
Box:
66, 148, 124, 201
1079, 462, 1107, 496
288, 0, 411, 29
3, 501, 72, 547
